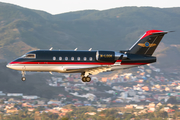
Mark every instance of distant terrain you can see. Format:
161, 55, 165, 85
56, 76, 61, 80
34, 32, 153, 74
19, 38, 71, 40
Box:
0, 2, 180, 69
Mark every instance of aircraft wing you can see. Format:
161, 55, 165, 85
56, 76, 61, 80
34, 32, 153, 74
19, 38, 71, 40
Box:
65, 65, 112, 76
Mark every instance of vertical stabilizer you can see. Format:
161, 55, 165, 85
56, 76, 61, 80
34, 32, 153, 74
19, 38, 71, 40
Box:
129, 30, 169, 56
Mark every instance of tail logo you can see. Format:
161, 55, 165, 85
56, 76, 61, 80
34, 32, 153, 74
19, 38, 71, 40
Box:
138, 42, 156, 47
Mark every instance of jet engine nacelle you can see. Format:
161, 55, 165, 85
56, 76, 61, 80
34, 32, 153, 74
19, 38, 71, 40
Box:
96, 51, 124, 62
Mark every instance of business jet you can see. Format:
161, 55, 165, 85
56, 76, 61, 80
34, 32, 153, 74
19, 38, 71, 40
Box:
6, 30, 170, 82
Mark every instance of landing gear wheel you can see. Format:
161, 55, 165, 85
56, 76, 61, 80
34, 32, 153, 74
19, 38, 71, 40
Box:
81, 76, 91, 82
21, 77, 26, 81
86, 77, 91, 82
82, 77, 87, 82
21, 71, 26, 81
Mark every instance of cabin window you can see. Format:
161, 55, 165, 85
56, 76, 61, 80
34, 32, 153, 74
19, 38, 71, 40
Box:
89, 57, 93, 61
22, 54, 36, 58
59, 57, 62, 60
65, 57, 68, 61
71, 57, 74, 61
53, 57, 56, 60
84, 57, 87, 61
77, 57, 80, 61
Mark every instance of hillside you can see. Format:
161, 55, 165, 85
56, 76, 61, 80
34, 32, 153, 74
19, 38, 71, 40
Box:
0, 2, 180, 69
0, 62, 72, 99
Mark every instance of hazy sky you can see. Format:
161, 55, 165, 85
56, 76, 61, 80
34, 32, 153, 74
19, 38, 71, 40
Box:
0, 0, 180, 14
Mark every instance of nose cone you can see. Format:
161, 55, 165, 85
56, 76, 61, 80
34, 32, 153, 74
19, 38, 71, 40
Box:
6, 62, 14, 69
6, 61, 17, 70
6, 63, 10, 68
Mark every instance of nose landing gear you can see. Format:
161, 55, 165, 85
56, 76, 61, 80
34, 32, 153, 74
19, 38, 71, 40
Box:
21, 77, 26, 81
21, 71, 26, 81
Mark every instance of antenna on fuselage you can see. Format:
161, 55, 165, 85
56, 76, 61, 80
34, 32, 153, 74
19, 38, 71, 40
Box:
49, 47, 53, 51
74, 48, 78, 51
89, 48, 92, 51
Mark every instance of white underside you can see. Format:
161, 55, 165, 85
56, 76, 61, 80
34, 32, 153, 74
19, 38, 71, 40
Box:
7, 64, 100, 72
7, 64, 137, 74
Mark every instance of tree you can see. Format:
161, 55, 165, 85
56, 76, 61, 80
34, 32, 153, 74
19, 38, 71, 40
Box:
174, 111, 180, 119
47, 104, 53, 109
158, 111, 168, 118
147, 113, 155, 119
172, 105, 178, 110
167, 96, 177, 104
0, 114, 3, 120
35, 106, 45, 111
0, 100, 4, 104
106, 116, 115, 120
61, 118, 69, 120
63, 104, 76, 110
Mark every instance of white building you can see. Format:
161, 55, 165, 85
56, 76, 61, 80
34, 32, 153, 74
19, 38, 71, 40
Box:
53, 107, 62, 111
128, 90, 136, 96
7, 93, 23, 97
136, 106, 144, 109
176, 86, 180, 90
121, 92, 128, 99
91, 77, 98, 82
0, 91, 5, 96
105, 90, 115, 94
134, 95, 140, 102
23, 96, 39, 100
102, 98, 111, 102
47, 100, 61, 105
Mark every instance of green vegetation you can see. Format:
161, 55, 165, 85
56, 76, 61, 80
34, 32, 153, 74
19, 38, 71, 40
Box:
2, 105, 180, 120
2, 110, 60, 120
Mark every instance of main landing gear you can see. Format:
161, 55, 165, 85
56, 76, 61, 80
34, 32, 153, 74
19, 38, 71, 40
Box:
81, 72, 91, 82
82, 76, 91, 82
21, 71, 26, 81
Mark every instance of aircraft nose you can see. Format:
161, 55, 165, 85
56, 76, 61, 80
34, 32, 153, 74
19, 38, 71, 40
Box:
6, 61, 26, 71
6, 61, 18, 69
6, 63, 10, 68
6, 60, 25, 71
6, 62, 14, 69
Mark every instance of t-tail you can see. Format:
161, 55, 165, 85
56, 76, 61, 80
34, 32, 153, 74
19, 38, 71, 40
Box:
128, 30, 169, 56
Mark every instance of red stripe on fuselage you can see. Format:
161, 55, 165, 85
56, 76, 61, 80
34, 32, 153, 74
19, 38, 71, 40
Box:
9, 61, 114, 65
10, 61, 148, 65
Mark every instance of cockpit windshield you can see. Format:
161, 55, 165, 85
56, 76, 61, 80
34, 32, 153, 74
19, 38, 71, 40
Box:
21, 54, 36, 58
